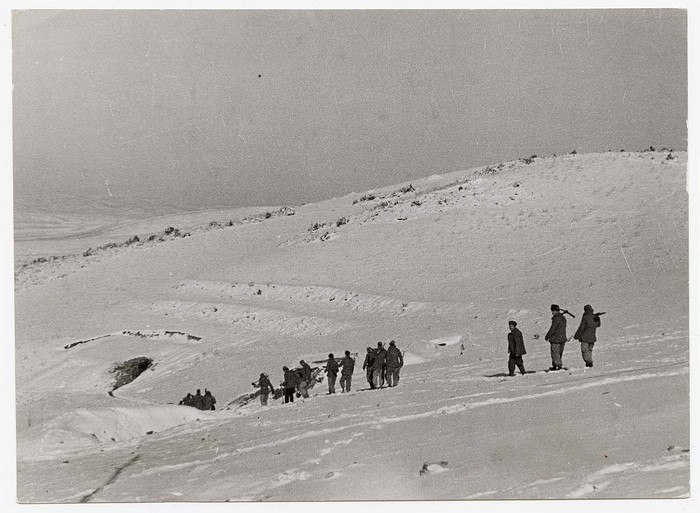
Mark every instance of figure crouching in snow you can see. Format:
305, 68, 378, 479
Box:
573, 304, 602, 368
192, 389, 205, 410
203, 389, 217, 410
507, 321, 526, 376
298, 360, 313, 398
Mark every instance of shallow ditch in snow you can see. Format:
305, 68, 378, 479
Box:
64, 329, 203, 350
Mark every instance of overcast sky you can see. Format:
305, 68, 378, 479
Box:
12, 9, 687, 216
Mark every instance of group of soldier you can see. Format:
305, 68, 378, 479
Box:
507, 303, 603, 375
178, 388, 217, 410
227, 304, 603, 409
361, 340, 404, 389
251, 341, 405, 407
250, 357, 322, 406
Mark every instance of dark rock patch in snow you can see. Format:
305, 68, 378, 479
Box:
111, 357, 153, 392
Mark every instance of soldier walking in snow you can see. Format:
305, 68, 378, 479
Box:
545, 304, 570, 370
507, 321, 527, 376
339, 350, 355, 392
203, 389, 217, 410
385, 340, 404, 386
372, 342, 387, 388
362, 347, 375, 389
297, 360, 313, 398
325, 353, 339, 394
282, 366, 298, 403
253, 373, 275, 406
573, 304, 602, 368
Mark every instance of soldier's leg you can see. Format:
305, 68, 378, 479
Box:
516, 357, 526, 374
339, 375, 346, 392
372, 369, 382, 388
550, 344, 562, 369
559, 343, 566, 368
394, 367, 400, 385
260, 392, 268, 406
385, 368, 393, 387
581, 342, 593, 366
508, 356, 516, 375
299, 381, 309, 398
346, 375, 352, 392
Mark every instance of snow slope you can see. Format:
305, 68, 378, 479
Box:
14, 151, 689, 502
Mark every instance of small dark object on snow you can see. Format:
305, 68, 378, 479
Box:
146, 430, 154, 435
419, 461, 449, 476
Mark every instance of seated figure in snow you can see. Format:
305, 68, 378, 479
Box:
203, 389, 217, 410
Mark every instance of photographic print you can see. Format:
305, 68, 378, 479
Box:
11, 6, 689, 504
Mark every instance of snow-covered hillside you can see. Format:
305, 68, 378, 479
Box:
14, 151, 689, 502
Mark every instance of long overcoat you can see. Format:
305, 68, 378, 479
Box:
507, 328, 527, 357
574, 306, 600, 343
545, 313, 567, 344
